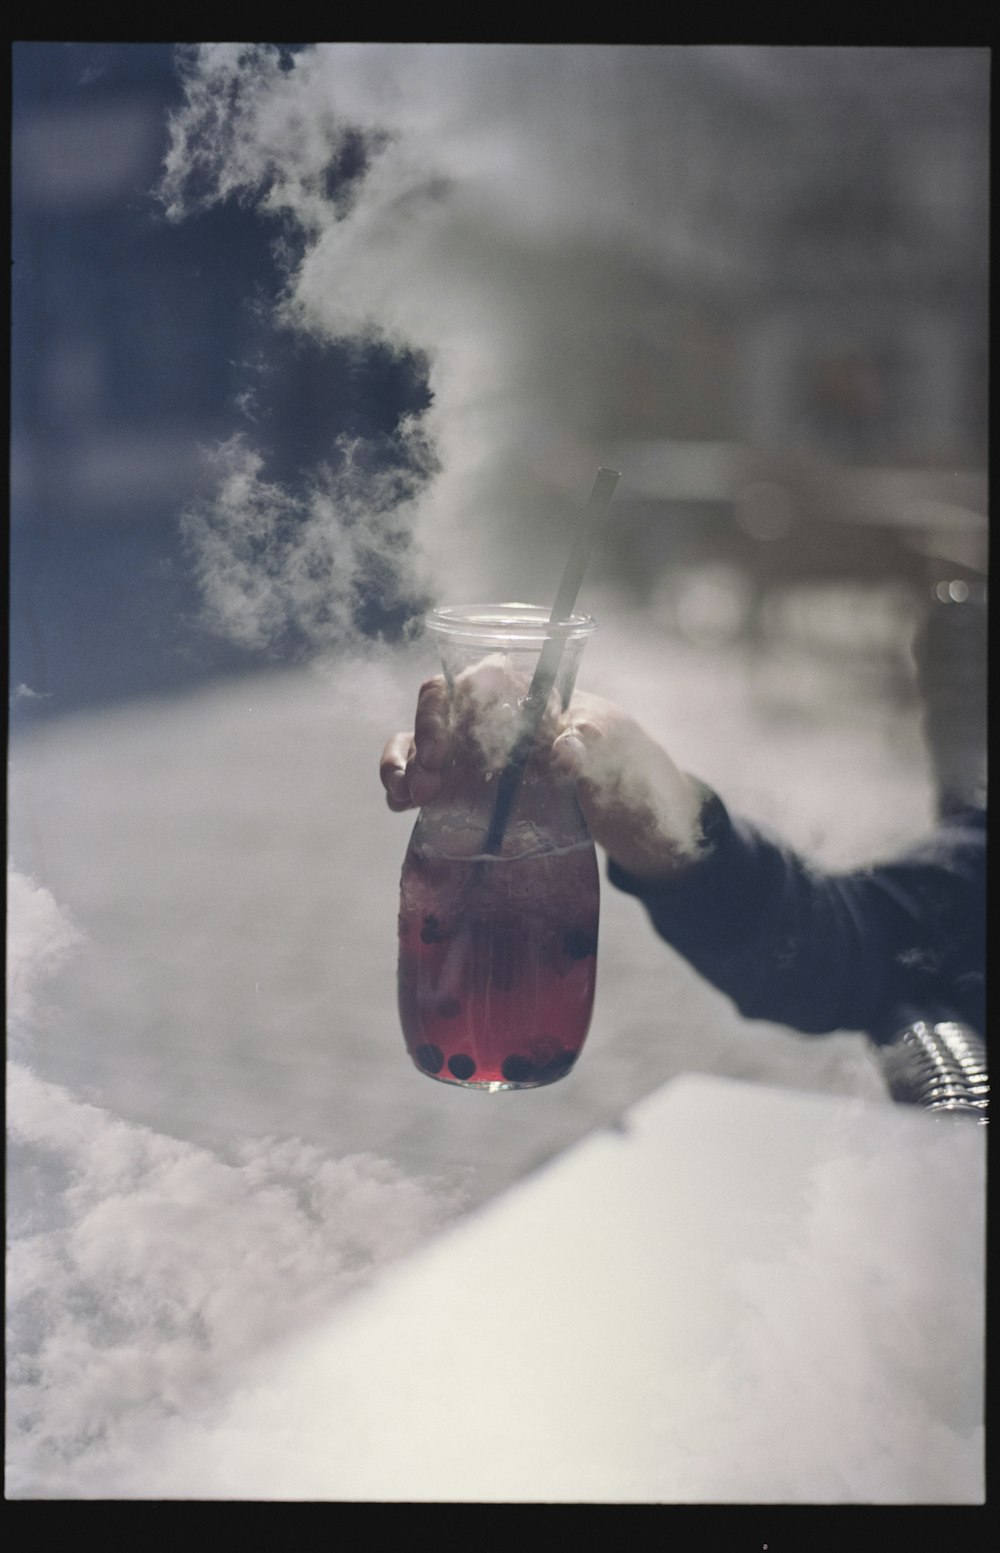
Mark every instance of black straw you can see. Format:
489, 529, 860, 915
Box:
482, 467, 620, 855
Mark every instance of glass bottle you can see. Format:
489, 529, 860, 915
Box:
397, 604, 599, 1090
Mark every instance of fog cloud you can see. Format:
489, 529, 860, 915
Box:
7, 868, 82, 1034
6, 856, 467, 1498
181, 428, 435, 655
158, 44, 741, 649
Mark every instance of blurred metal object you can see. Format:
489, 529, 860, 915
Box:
878, 1015, 988, 1122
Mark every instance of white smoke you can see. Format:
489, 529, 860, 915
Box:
6, 854, 467, 1498
7, 867, 83, 1034
181, 429, 435, 654
157, 44, 987, 657
157, 43, 733, 649
6, 1065, 466, 1498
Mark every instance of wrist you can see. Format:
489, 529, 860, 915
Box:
603, 774, 720, 886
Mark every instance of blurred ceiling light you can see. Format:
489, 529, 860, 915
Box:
935, 579, 971, 604
673, 563, 753, 647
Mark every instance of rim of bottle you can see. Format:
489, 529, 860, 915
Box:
426, 602, 598, 644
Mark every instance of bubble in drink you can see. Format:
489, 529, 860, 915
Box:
397, 840, 599, 1088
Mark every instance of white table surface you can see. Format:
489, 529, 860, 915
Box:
106, 1073, 986, 1503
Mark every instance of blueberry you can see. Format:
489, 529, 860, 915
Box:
448, 1054, 476, 1080
526, 1037, 575, 1082
414, 1043, 444, 1073
542, 1050, 575, 1079
421, 915, 447, 945
501, 1055, 537, 1083
563, 929, 596, 960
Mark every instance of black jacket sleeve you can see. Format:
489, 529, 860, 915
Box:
607, 783, 986, 1041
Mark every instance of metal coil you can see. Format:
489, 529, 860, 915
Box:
878, 1018, 988, 1123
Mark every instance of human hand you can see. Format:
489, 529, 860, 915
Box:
380, 675, 451, 812
380, 656, 565, 805
550, 691, 705, 882
380, 673, 705, 884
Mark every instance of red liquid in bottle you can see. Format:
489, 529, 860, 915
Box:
398, 842, 599, 1088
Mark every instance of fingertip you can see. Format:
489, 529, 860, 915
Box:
414, 735, 442, 769
552, 732, 586, 775
384, 769, 410, 807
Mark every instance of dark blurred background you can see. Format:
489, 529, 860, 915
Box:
11, 41, 433, 715
10, 43, 989, 737
597, 48, 988, 621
